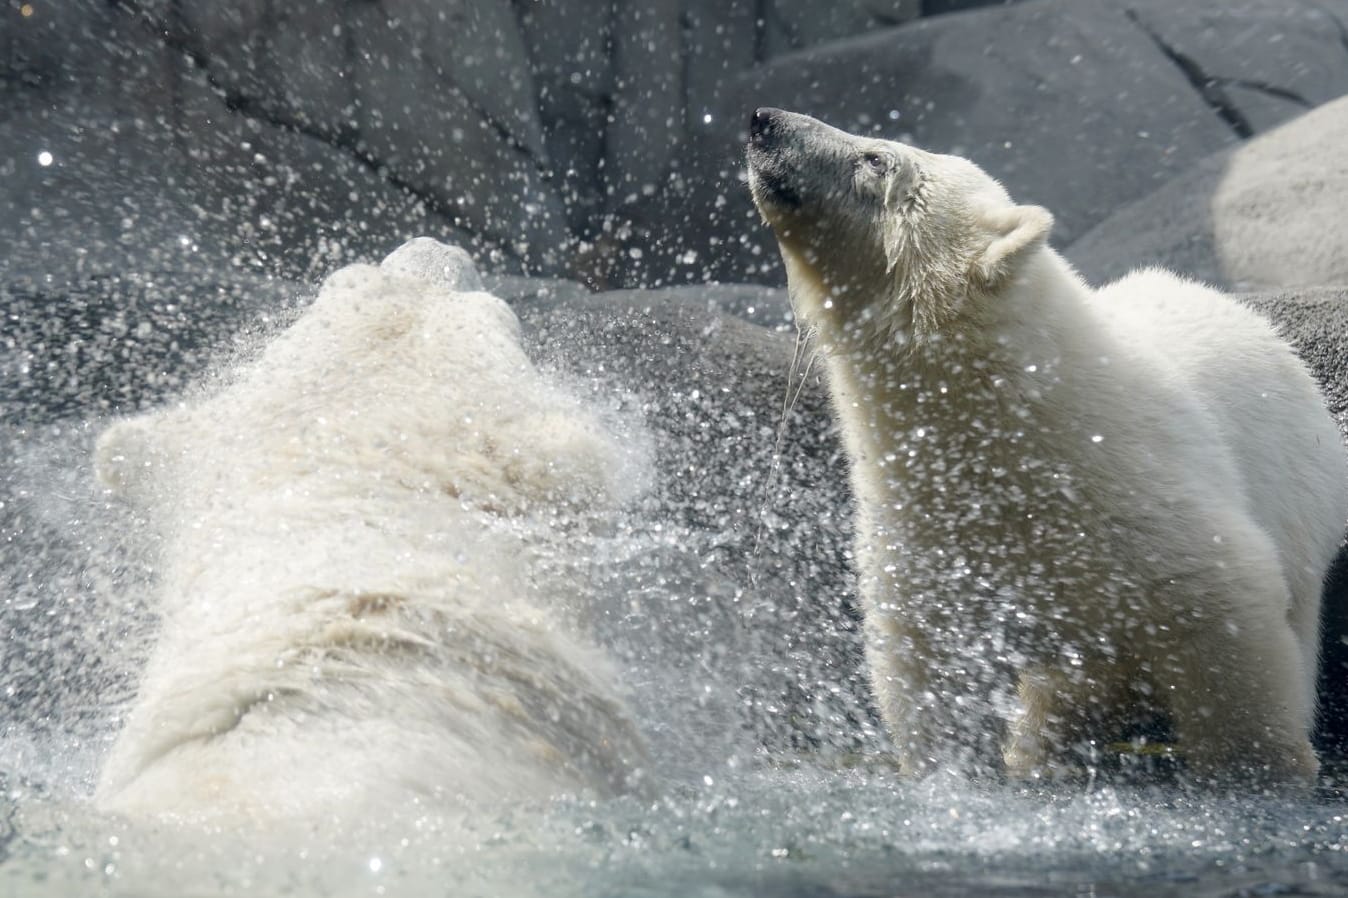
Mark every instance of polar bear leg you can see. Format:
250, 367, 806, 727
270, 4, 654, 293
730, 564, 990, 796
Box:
865, 615, 1007, 778
1286, 582, 1326, 720
1004, 668, 1131, 780
1155, 575, 1317, 786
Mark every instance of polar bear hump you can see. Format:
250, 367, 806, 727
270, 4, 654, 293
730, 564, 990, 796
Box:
379, 236, 485, 293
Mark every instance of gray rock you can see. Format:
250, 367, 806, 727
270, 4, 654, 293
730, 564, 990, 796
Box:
1243, 288, 1348, 425
0, 55, 471, 285
1068, 95, 1348, 290
0, 269, 302, 424
10, 0, 1348, 290
482, 273, 594, 306
514, 0, 616, 237
760, 0, 922, 58
1064, 152, 1231, 288
654, 0, 1348, 286
486, 275, 797, 330
1131, 3, 1348, 136
585, 284, 795, 330
343, 1, 568, 269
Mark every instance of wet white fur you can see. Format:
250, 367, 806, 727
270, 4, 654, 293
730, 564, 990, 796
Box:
94, 239, 649, 821
753, 117, 1348, 784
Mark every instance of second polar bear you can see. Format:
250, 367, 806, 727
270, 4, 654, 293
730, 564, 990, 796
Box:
94, 239, 650, 821
747, 108, 1347, 784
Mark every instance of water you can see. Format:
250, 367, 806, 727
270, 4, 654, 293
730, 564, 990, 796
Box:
3, 269, 1348, 897
2, 764, 1348, 897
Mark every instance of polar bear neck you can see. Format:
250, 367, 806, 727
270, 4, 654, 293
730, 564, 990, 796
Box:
815, 249, 1108, 538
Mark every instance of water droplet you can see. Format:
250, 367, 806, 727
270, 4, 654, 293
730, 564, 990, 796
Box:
37, 151, 53, 167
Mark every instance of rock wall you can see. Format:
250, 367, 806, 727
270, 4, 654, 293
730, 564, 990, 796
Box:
8, 0, 1348, 288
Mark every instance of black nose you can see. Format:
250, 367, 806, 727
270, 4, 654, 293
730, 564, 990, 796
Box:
750, 107, 784, 144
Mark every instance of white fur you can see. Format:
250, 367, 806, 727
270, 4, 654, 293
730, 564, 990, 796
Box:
748, 110, 1348, 784
94, 239, 649, 821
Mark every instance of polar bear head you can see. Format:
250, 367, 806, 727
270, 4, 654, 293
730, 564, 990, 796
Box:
95, 238, 642, 523
746, 108, 1053, 341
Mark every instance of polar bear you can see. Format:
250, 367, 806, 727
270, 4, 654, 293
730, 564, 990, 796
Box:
746, 108, 1348, 785
94, 238, 650, 821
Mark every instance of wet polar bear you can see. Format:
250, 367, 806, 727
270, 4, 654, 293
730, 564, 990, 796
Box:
94, 238, 649, 821
747, 108, 1348, 785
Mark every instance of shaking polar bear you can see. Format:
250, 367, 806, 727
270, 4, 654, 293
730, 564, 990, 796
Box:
95, 239, 649, 820
747, 108, 1348, 785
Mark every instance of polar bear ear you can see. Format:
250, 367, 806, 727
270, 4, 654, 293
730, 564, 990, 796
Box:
971, 204, 1053, 291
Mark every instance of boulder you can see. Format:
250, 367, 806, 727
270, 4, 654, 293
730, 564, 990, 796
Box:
12, 0, 1348, 290
1063, 152, 1231, 288
1068, 95, 1348, 289
0, 55, 471, 285
1213, 97, 1348, 288
626, 0, 1348, 285
758, 0, 922, 58
0, 270, 300, 424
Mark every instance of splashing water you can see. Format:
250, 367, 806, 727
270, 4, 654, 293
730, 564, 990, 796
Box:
2, 255, 1348, 897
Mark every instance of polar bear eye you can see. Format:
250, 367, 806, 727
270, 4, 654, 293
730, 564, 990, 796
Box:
861, 152, 887, 173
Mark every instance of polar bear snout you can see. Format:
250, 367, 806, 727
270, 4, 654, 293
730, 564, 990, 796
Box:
746, 109, 803, 212
747, 108, 883, 225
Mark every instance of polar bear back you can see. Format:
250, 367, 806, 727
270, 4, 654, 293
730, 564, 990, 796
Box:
1091, 268, 1345, 637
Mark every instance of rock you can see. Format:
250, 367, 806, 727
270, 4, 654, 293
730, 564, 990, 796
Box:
573, 284, 795, 330
1213, 97, 1348, 288
514, 0, 615, 237
1068, 96, 1348, 290
759, 0, 922, 58
1063, 152, 1231, 288
343, 1, 569, 270
0, 270, 301, 424
0, 54, 470, 285
1129, 3, 1348, 136
10, 0, 1348, 289
603, 0, 686, 215
1243, 288, 1348, 428
482, 273, 593, 306
625, 0, 1348, 285
921, 0, 1017, 13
